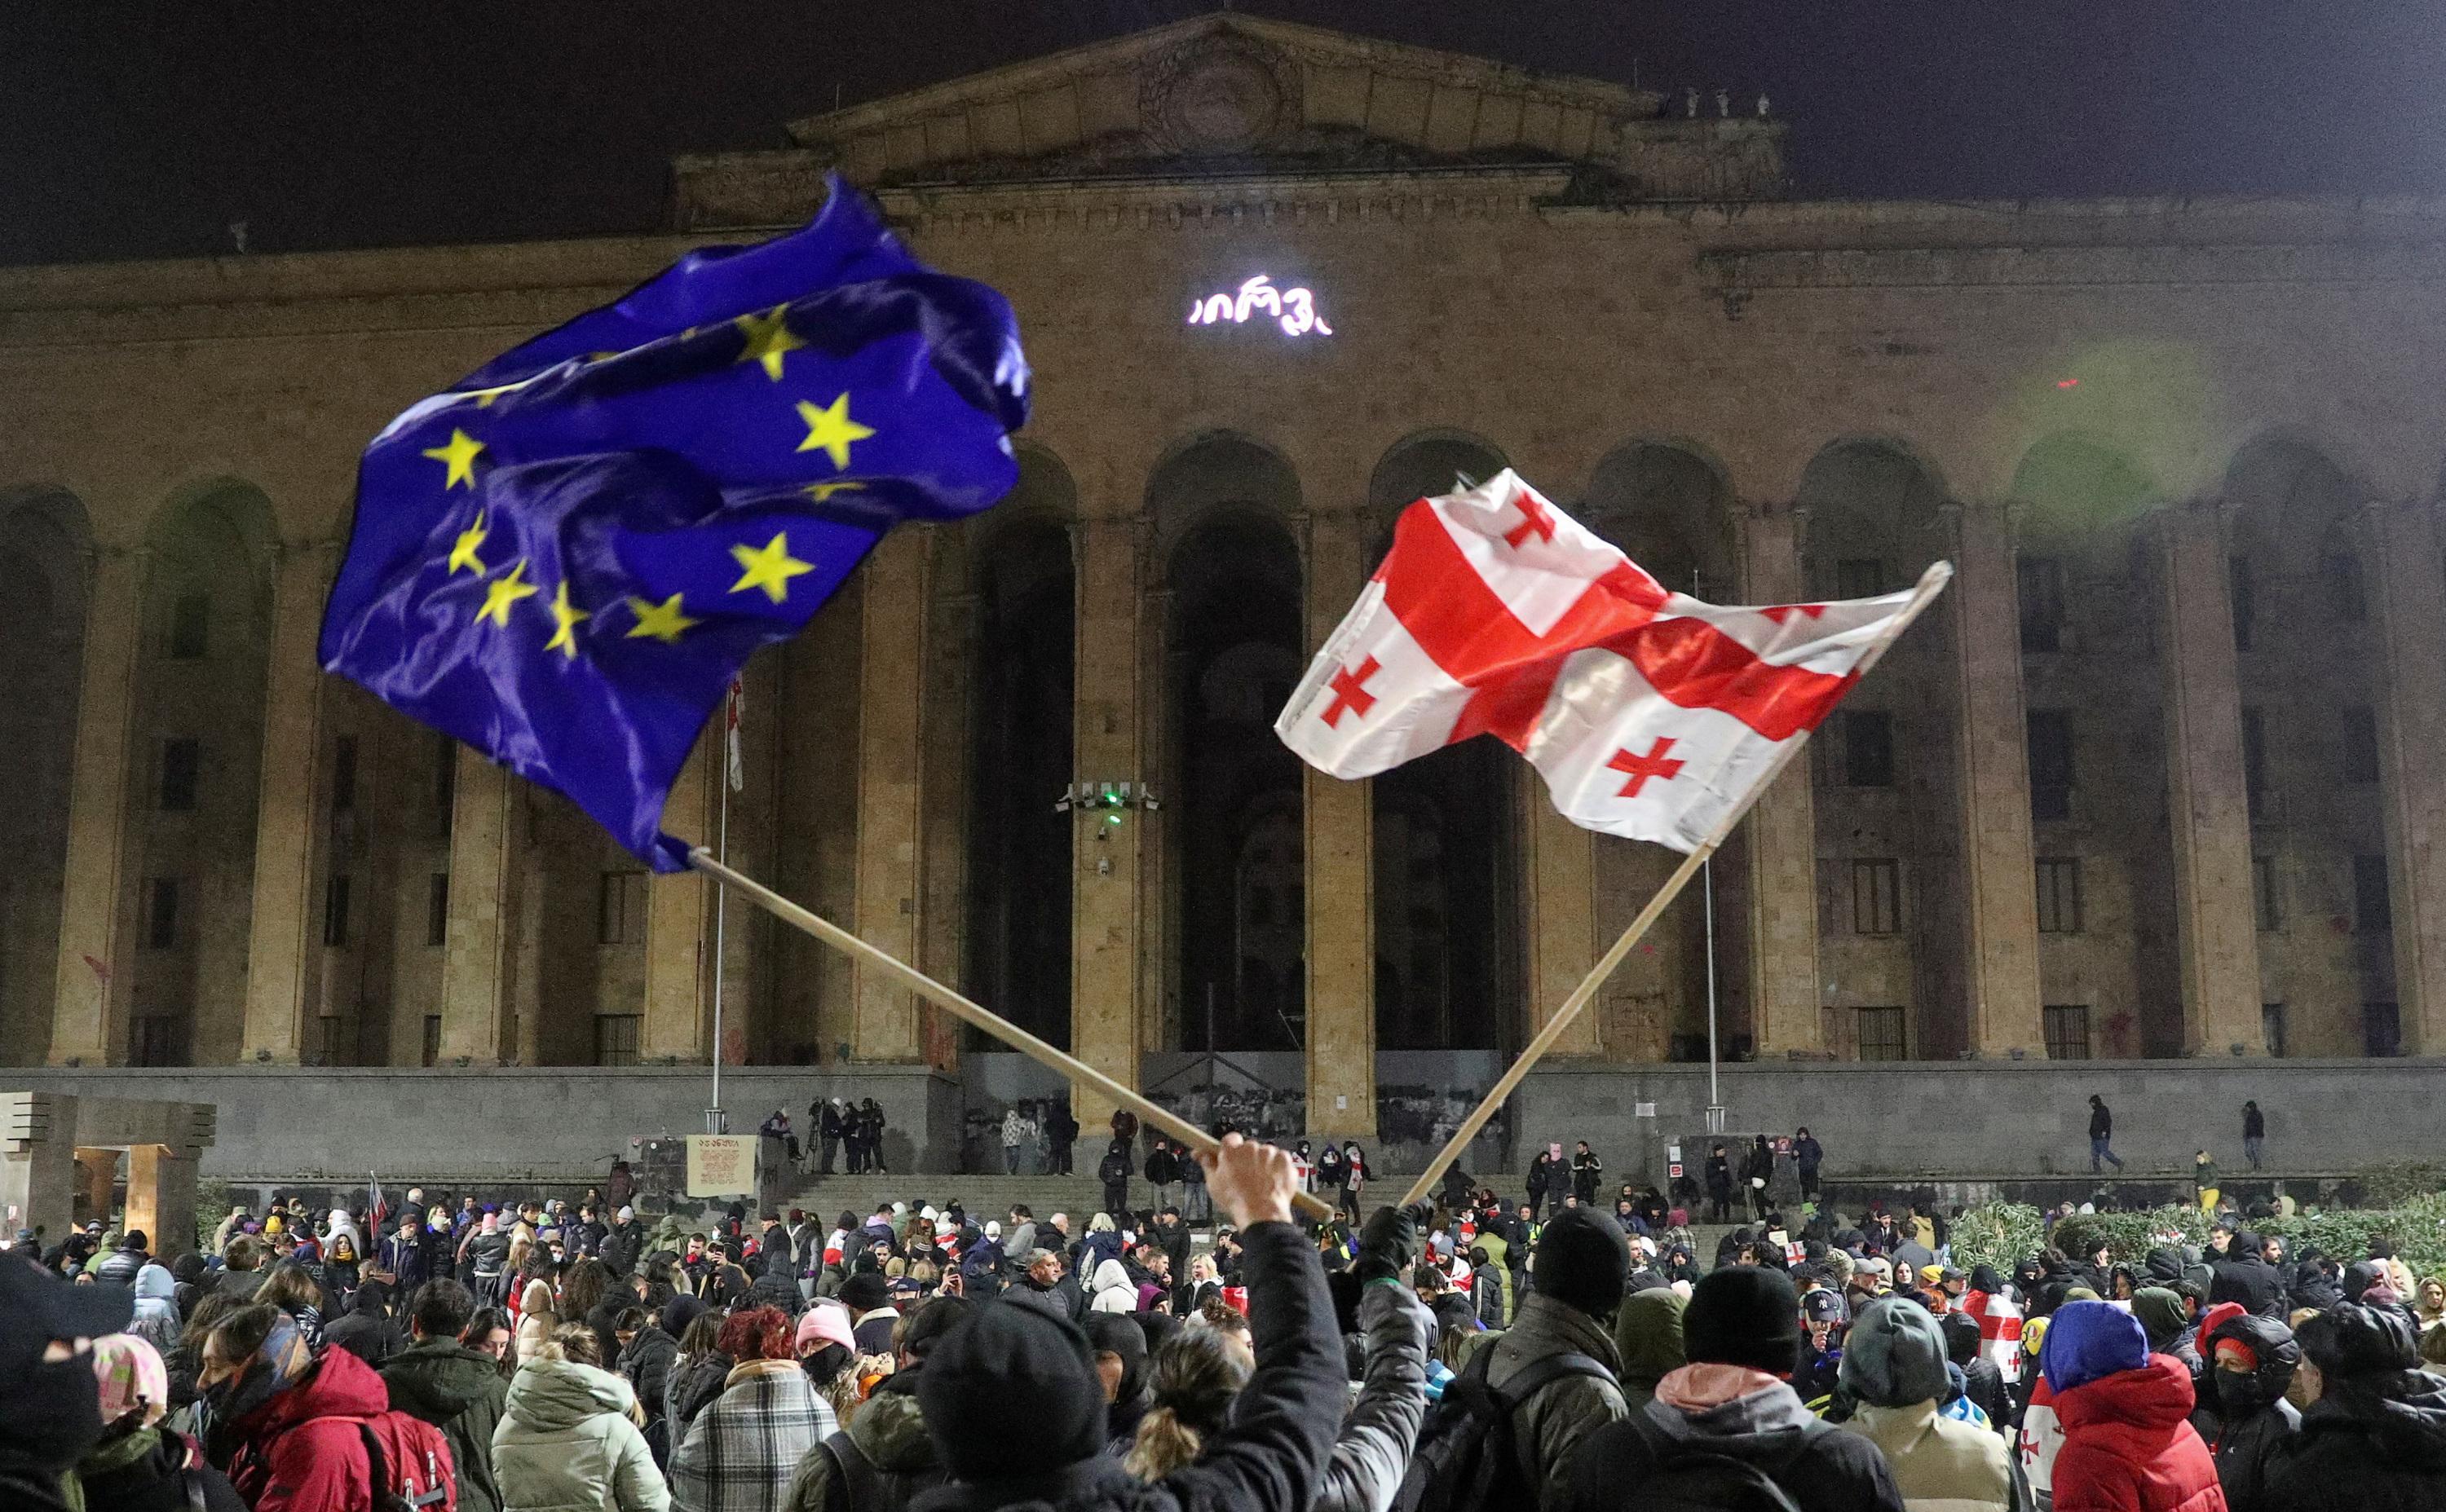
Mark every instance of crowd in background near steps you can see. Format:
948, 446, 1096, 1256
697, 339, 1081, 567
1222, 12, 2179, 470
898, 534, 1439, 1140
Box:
5, 1102, 2444, 1512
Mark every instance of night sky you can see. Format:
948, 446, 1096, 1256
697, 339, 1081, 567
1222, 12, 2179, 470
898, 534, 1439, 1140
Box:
6, 2, 2443, 266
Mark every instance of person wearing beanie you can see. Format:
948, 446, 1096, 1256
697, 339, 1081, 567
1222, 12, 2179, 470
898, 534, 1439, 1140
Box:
75, 1332, 249, 1511
1556, 1265, 1900, 1512
1836, 1298, 2020, 1512
1940, 1310, 2011, 1431
2264, 1303, 2446, 1512
908, 1132, 1344, 1512
1480, 1206, 1631, 1505
2042, 1301, 2220, 1512
786, 1295, 968, 1512
2188, 1311, 2298, 1512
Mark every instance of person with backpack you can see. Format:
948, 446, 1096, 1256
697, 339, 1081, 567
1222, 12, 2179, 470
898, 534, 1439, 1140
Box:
207, 1300, 461, 1512
1552, 1265, 1904, 1512
382, 1279, 508, 1512
782, 1296, 965, 1512
1835, 1298, 2023, 1512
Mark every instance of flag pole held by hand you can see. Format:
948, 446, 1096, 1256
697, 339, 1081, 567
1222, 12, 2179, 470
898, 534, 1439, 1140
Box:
1395, 560, 1954, 1210
687, 847, 1340, 1225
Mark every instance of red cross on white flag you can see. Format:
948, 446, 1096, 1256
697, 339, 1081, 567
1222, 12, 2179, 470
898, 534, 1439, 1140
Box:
1276, 469, 1945, 852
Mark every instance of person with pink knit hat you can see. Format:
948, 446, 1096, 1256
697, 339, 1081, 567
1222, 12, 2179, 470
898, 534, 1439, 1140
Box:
75, 1333, 246, 1510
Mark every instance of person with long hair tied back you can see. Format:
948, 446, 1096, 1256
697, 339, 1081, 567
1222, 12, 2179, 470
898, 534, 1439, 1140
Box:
1123, 1326, 1255, 1479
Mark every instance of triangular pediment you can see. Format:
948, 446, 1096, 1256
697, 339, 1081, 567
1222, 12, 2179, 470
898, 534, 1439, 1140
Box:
787, 14, 1674, 183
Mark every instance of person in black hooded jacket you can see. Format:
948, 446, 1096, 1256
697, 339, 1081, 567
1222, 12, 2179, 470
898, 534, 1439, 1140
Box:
2190, 1309, 2299, 1512
2211, 1230, 2287, 1318
2265, 1303, 2446, 1512
907, 1132, 1342, 1512
2292, 1259, 2344, 1311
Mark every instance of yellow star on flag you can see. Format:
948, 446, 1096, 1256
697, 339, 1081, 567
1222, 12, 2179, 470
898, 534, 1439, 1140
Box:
728, 532, 815, 604
543, 580, 590, 659
802, 481, 865, 501
422, 428, 486, 489
796, 392, 876, 471
446, 511, 488, 577
476, 559, 539, 628
735, 306, 806, 381
625, 593, 700, 644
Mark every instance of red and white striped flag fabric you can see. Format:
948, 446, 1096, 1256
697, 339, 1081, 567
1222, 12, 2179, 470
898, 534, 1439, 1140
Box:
1277, 470, 1945, 850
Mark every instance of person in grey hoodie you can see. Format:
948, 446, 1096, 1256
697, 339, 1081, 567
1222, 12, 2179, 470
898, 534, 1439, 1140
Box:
494, 1325, 669, 1512
1836, 1296, 2028, 1512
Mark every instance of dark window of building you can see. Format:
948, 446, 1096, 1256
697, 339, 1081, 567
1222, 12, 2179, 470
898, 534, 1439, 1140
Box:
159, 738, 200, 812
2044, 1004, 2094, 1060
595, 1014, 643, 1066
2342, 706, 2380, 785
2355, 854, 2393, 933
2241, 708, 2268, 803
598, 871, 647, 946
331, 736, 357, 813
2230, 555, 2254, 651
427, 873, 450, 947
316, 1015, 346, 1066
322, 872, 351, 948
1836, 558, 1887, 600
1854, 1006, 1908, 1061
434, 731, 457, 835
2028, 710, 2074, 821
2364, 1001, 2403, 1058
421, 1015, 442, 1068
1845, 710, 1895, 787
1852, 859, 1901, 936
143, 878, 179, 950
2018, 555, 2066, 653
168, 591, 210, 659
130, 1014, 187, 1068
2036, 857, 2083, 933
2262, 1003, 2289, 1058
2325, 550, 2368, 623
2253, 856, 2281, 932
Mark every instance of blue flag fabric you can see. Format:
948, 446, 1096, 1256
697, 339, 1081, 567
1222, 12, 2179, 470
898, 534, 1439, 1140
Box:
320, 179, 1028, 871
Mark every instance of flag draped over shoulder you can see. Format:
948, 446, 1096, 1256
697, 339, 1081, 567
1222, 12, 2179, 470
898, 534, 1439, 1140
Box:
320, 178, 1028, 870
1277, 469, 1942, 851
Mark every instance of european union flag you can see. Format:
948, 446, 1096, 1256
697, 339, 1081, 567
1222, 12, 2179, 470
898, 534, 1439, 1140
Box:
320, 179, 1028, 871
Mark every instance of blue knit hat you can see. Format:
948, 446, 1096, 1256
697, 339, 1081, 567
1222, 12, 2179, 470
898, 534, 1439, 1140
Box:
2041, 1299, 2148, 1392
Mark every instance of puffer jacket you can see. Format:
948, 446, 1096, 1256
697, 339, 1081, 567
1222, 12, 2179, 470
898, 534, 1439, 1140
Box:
1311, 1281, 1433, 1512
1482, 1292, 1627, 1506
2188, 1313, 2298, 1512
664, 1353, 733, 1440
1843, 1398, 2029, 1512
384, 1340, 512, 1512
2049, 1356, 2224, 1512
492, 1354, 668, 1512
619, 1325, 680, 1426
2263, 1310, 2446, 1512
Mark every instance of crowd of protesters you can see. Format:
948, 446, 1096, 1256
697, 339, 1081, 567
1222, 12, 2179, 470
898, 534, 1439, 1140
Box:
5, 1128, 2444, 1512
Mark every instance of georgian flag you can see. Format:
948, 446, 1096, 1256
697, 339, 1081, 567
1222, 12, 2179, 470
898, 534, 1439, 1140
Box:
1277, 470, 1942, 849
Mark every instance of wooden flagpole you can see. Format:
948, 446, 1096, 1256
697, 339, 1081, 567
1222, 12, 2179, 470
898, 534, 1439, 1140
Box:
1397, 560, 1955, 1209
687, 848, 1340, 1224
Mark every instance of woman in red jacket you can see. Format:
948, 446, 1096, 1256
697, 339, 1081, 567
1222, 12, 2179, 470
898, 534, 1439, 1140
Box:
2043, 1300, 2227, 1512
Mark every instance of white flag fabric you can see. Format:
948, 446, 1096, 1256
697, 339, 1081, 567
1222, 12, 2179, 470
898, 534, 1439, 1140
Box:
1276, 469, 1942, 852
724, 676, 744, 793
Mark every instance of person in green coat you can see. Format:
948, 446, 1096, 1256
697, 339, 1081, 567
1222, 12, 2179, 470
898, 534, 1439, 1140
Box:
495, 1326, 669, 1512
382, 1279, 510, 1512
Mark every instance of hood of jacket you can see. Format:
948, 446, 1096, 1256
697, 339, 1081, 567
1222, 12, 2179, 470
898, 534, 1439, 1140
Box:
1611, 1287, 1688, 1391
2042, 1300, 2148, 1393
850, 1374, 938, 1472
1089, 1258, 1132, 1297
1645, 1364, 1817, 1446
503, 1355, 634, 1431
133, 1263, 178, 1304
2301, 1370, 2446, 1470
2202, 1310, 2298, 1417
2053, 1353, 2197, 1434
382, 1341, 507, 1418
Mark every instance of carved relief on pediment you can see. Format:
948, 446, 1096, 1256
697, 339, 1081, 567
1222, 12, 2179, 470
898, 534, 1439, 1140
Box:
1140, 33, 1302, 155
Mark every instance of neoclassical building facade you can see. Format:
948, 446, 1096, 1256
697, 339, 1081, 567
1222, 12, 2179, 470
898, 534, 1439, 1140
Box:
6, 15, 2446, 1140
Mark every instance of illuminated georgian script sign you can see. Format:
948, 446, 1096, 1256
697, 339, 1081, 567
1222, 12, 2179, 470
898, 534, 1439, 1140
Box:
1185, 275, 1333, 337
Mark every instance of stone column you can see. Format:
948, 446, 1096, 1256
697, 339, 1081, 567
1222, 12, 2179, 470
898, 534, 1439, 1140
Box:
1948, 501, 2045, 1056
1071, 518, 1146, 1129
1740, 501, 1824, 1056
642, 735, 714, 1062
0, 1092, 77, 1239
2156, 500, 2265, 1054
51, 546, 148, 1066
1301, 512, 1377, 1136
850, 530, 929, 1062
1522, 774, 1602, 1056
241, 540, 340, 1064
438, 747, 521, 1064
76, 1148, 116, 1225
2368, 497, 2446, 1054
